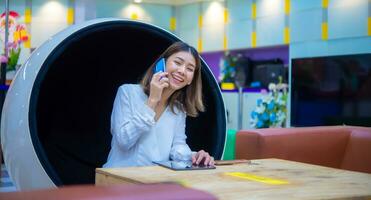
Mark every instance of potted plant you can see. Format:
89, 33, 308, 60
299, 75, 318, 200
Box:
250, 77, 288, 128
0, 11, 29, 84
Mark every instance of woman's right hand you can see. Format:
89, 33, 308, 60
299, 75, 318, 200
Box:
147, 72, 169, 109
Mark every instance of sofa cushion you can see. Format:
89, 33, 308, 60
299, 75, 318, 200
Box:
341, 129, 371, 173
236, 126, 352, 168
236, 126, 371, 173
261, 127, 351, 168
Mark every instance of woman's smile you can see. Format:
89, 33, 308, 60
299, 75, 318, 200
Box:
171, 73, 185, 84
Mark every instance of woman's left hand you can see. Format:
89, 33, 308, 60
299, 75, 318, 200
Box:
192, 150, 215, 166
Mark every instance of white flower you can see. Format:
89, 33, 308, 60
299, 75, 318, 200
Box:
268, 83, 276, 91
218, 74, 224, 82
250, 117, 258, 128
256, 105, 265, 113
276, 83, 288, 90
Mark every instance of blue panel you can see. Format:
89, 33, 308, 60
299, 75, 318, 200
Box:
328, 0, 368, 39
96, 2, 171, 30
96, 0, 128, 18
328, 37, 371, 56
32, 0, 68, 20
202, 1, 225, 26
228, 0, 252, 21
177, 28, 198, 49
228, 19, 252, 49
290, 41, 329, 59
291, 0, 322, 12
291, 9, 322, 42
142, 4, 172, 30
290, 37, 371, 59
256, 0, 284, 18
32, 0, 68, 46
256, 14, 285, 46
178, 3, 199, 30
202, 25, 224, 52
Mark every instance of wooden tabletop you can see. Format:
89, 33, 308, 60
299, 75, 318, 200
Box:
96, 158, 371, 200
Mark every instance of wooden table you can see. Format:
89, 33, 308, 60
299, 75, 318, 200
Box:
96, 159, 371, 200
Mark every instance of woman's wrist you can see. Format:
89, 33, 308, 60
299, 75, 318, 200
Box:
147, 98, 158, 110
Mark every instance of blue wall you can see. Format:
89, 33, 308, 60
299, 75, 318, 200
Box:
289, 0, 370, 58
176, 0, 370, 55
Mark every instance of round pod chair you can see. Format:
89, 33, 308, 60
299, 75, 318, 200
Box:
1, 18, 226, 189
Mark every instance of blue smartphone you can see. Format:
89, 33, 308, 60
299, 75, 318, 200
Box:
154, 58, 166, 73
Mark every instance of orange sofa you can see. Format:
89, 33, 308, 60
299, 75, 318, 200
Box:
0, 184, 217, 200
235, 126, 371, 173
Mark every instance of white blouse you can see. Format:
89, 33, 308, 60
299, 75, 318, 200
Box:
103, 84, 193, 168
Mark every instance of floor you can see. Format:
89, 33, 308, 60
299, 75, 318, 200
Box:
0, 164, 17, 192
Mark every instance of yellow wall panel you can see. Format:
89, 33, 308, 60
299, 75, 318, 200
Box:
368, 17, 371, 36
252, 3, 256, 19
25, 8, 32, 24
322, 22, 328, 40
285, 0, 290, 15
67, 8, 74, 25
322, 0, 329, 8
223, 34, 228, 50
284, 27, 290, 44
170, 17, 176, 31
197, 38, 203, 52
251, 31, 256, 47
198, 15, 203, 28
224, 8, 229, 24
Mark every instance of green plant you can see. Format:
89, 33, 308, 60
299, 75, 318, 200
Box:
7, 46, 21, 71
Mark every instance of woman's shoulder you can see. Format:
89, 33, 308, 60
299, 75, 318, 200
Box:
118, 84, 146, 99
118, 84, 143, 93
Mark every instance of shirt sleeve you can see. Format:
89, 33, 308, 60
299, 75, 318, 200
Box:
111, 85, 156, 151
169, 112, 193, 161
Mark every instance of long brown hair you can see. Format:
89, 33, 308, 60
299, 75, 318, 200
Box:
140, 41, 205, 117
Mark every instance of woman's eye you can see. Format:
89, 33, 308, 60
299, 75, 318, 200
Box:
187, 68, 194, 72
174, 61, 181, 65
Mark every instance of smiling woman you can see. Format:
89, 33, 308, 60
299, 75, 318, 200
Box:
103, 41, 214, 169
0, 19, 226, 189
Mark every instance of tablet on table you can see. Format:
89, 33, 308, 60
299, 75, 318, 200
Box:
153, 160, 216, 171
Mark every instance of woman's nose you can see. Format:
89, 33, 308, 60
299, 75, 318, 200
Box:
177, 65, 186, 74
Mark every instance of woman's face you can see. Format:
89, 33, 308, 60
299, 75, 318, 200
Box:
165, 51, 196, 91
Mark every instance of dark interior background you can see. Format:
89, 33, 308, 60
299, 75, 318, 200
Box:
291, 53, 371, 127
30, 21, 226, 185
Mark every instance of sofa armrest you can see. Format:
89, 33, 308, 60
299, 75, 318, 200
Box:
341, 129, 371, 173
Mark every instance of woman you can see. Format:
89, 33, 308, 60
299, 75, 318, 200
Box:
103, 42, 214, 168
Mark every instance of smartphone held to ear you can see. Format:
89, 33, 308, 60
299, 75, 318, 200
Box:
154, 58, 166, 73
